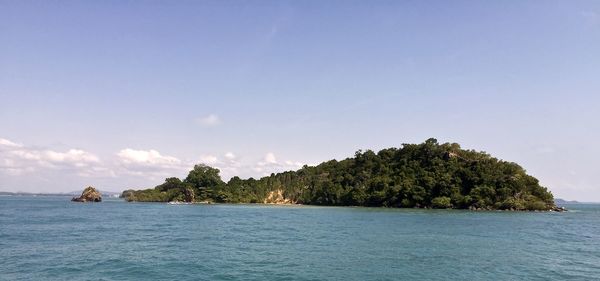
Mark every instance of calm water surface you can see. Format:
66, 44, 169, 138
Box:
1, 196, 599, 280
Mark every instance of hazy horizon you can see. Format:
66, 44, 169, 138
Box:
1, 1, 599, 201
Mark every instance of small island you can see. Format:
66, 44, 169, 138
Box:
122, 138, 559, 211
72, 186, 102, 202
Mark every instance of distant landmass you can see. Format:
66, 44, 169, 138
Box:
554, 198, 581, 204
123, 138, 559, 211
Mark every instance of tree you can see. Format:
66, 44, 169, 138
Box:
184, 164, 224, 189
124, 139, 555, 210
431, 196, 452, 209
156, 177, 184, 192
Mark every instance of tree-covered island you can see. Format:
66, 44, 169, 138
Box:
122, 138, 557, 211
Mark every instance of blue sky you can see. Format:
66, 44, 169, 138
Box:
1, 1, 599, 200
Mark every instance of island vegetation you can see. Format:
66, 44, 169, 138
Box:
122, 138, 556, 211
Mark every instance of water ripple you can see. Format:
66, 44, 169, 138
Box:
1, 197, 599, 280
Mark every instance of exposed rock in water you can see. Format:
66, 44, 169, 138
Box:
71, 186, 102, 202
263, 189, 295, 204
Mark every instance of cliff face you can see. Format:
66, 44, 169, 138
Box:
263, 189, 295, 204
72, 186, 102, 202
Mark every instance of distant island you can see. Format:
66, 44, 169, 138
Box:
122, 138, 558, 211
554, 198, 580, 204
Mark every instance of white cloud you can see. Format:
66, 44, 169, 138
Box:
0, 137, 100, 174
0, 137, 308, 192
185, 151, 305, 181
264, 152, 277, 164
199, 155, 218, 165
285, 160, 304, 167
0, 157, 34, 176
46, 149, 99, 165
193, 152, 242, 180
10, 149, 42, 161
116, 148, 188, 181
117, 148, 181, 166
0, 137, 109, 183
196, 114, 221, 127
252, 152, 303, 177
0, 138, 22, 148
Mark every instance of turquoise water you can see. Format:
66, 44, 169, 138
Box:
1, 196, 599, 280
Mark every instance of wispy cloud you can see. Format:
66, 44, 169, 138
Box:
224, 152, 236, 160
199, 155, 218, 165
195, 114, 221, 127
581, 10, 599, 25
253, 152, 303, 176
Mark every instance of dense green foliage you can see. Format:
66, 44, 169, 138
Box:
122, 139, 555, 210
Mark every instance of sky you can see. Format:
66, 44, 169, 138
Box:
1, 1, 599, 200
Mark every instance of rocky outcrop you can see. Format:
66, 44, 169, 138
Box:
71, 186, 102, 202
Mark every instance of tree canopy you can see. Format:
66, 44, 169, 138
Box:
122, 138, 555, 210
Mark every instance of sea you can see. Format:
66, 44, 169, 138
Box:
1, 196, 599, 280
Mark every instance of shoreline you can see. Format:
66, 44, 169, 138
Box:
157, 200, 567, 212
